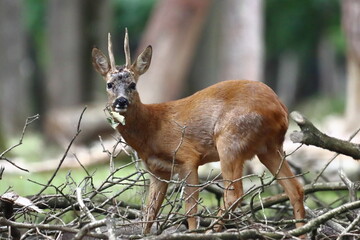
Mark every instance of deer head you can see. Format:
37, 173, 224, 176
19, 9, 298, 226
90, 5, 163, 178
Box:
92, 29, 152, 113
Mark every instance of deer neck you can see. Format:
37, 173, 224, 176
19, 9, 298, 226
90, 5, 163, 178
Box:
116, 101, 162, 155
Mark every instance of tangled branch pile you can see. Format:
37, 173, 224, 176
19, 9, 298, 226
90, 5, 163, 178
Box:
1, 110, 360, 239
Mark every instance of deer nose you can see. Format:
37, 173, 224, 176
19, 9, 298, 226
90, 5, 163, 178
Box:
113, 97, 129, 110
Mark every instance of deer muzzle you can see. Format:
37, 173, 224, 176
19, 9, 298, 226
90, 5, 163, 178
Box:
113, 97, 129, 112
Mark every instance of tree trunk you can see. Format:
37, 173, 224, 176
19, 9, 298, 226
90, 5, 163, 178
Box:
276, 51, 300, 107
318, 36, 341, 97
80, 0, 112, 103
187, 0, 264, 94
345, 57, 360, 125
46, 0, 112, 108
219, 0, 264, 82
88, 0, 112, 102
136, 0, 211, 103
342, 0, 360, 127
46, 0, 83, 109
44, 0, 111, 140
0, 0, 29, 136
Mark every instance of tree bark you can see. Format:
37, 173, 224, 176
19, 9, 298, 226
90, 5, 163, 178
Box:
187, 0, 264, 93
0, 0, 29, 135
290, 111, 360, 160
276, 51, 300, 107
345, 57, 360, 126
46, 0, 83, 109
80, 0, 112, 102
318, 36, 341, 97
342, 0, 360, 127
136, 0, 211, 103
219, 0, 264, 82
44, 0, 111, 140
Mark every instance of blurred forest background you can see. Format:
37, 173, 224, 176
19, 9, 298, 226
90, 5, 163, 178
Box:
0, 0, 360, 166
3, 2, 360, 238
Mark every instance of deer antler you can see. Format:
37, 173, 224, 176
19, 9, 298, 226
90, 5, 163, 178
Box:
108, 33, 116, 72
124, 28, 131, 69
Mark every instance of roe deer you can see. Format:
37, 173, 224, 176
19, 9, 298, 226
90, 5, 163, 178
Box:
92, 30, 305, 235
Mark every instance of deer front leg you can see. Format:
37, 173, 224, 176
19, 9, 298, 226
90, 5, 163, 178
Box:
143, 172, 170, 234
179, 165, 199, 230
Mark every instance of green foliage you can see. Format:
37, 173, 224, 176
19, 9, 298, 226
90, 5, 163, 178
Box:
24, 0, 46, 38
265, 0, 342, 57
0, 160, 141, 200
295, 94, 345, 121
112, 0, 156, 42
265, 0, 345, 105
23, 0, 47, 65
5, 132, 47, 162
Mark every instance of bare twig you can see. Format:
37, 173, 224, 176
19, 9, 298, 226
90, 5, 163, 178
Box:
313, 127, 360, 184
0, 114, 40, 172
339, 169, 358, 202
337, 212, 360, 240
76, 187, 101, 234
34, 107, 86, 197
171, 121, 187, 179
73, 219, 108, 240
242, 182, 360, 216
313, 152, 341, 184
0, 114, 39, 158
0, 166, 4, 179
5, 109, 360, 239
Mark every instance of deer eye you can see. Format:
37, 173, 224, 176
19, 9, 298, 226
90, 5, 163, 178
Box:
107, 82, 114, 89
129, 82, 136, 90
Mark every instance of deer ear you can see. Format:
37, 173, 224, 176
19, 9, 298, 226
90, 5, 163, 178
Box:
92, 48, 110, 76
132, 45, 152, 75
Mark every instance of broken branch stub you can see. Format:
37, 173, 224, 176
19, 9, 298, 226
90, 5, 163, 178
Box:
290, 111, 360, 160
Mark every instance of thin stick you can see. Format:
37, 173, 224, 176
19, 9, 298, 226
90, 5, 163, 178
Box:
0, 114, 39, 172
34, 107, 86, 197
76, 187, 101, 234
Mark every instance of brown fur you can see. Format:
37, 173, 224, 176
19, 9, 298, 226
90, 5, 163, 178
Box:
92, 34, 305, 235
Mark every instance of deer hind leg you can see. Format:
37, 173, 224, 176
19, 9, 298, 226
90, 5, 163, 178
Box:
257, 147, 305, 229
213, 139, 246, 232
143, 171, 170, 234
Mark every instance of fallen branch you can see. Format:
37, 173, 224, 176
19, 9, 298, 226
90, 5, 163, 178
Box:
306, 207, 345, 234
76, 187, 101, 234
145, 199, 360, 239
143, 229, 285, 240
73, 219, 108, 240
0, 217, 107, 239
290, 111, 360, 160
5, 111, 360, 239
242, 182, 359, 215
338, 211, 360, 239
289, 199, 360, 237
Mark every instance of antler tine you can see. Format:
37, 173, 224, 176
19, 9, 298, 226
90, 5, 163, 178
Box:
108, 33, 116, 72
124, 28, 131, 69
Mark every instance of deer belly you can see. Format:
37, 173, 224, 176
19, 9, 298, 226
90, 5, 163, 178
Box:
145, 156, 175, 173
